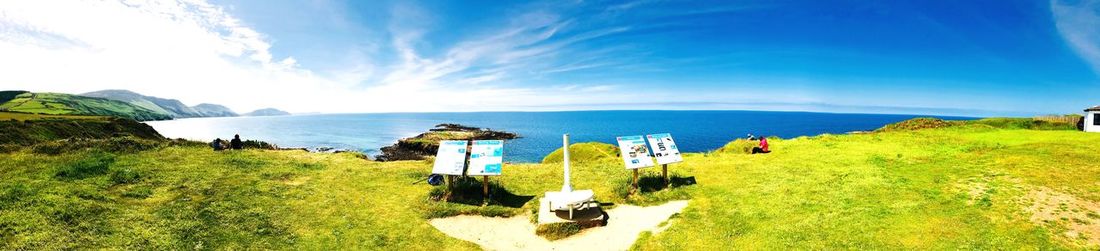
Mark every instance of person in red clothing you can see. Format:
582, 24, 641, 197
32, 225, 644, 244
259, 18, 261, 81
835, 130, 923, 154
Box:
752, 135, 770, 154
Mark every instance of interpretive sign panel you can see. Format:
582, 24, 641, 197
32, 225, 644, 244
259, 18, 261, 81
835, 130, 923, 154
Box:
646, 133, 683, 165
467, 140, 504, 176
432, 140, 468, 175
616, 135, 655, 169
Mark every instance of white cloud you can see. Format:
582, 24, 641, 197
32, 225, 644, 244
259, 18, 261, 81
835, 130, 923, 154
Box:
1052, 0, 1100, 75
0, 0, 661, 114
0, 0, 332, 113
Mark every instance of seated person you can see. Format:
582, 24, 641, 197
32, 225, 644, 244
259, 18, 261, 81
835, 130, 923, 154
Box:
210, 138, 225, 151
230, 134, 243, 150
752, 136, 770, 154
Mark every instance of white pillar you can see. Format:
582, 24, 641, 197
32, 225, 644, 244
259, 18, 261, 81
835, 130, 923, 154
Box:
561, 134, 573, 192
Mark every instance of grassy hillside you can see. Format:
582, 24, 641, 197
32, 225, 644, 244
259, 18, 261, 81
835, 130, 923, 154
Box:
0, 91, 28, 104
877, 117, 1079, 132
81, 89, 219, 119
0, 93, 171, 121
541, 142, 619, 163
2, 119, 1100, 249
191, 103, 238, 117
0, 112, 163, 148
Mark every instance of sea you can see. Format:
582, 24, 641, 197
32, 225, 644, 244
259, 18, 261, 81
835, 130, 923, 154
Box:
145, 110, 974, 163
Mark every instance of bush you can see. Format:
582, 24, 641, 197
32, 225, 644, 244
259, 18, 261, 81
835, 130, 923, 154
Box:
109, 167, 142, 184
610, 172, 694, 205
242, 140, 276, 150
0, 183, 33, 208
877, 118, 957, 132
966, 118, 1077, 130
716, 138, 758, 154
121, 185, 153, 199
55, 151, 116, 180
535, 222, 581, 240
31, 137, 164, 155
31, 140, 67, 155
541, 142, 619, 164
422, 176, 532, 218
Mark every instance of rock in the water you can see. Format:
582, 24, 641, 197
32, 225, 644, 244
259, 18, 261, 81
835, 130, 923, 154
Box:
375, 124, 518, 161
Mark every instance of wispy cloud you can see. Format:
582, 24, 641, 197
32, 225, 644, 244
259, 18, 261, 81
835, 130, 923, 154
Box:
9, 0, 1019, 116
1052, 0, 1100, 75
0, 0, 324, 112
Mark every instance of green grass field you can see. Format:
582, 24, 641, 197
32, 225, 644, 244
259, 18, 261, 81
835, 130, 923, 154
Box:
0, 111, 105, 121
2, 123, 1099, 249
0, 93, 171, 121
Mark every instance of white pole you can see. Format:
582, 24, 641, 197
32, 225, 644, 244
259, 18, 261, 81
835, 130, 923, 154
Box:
561, 134, 573, 192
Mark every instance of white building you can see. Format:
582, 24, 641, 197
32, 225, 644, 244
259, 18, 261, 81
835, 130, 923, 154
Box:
1087, 106, 1100, 132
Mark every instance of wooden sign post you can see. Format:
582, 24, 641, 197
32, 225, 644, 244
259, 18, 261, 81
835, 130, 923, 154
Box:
446, 175, 455, 201
662, 164, 669, 186
646, 133, 682, 190
617, 135, 656, 195
633, 169, 640, 192
483, 176, 489, 196
432, 140, 470, 202
467, 140, 504, 204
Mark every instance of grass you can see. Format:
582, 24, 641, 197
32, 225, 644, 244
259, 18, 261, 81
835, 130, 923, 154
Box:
0, 113, 163, 147
0, 92, 171, 121
2, 120, 1100, 249
0, 111, 105, 121
541, 142, 619, 163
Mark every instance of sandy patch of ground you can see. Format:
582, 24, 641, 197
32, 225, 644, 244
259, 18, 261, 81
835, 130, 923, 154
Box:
429, 200, 689, 251
955, 175, 1100, 246
1025, 187, 1100, 245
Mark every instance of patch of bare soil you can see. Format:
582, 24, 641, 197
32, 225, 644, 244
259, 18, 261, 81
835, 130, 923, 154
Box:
429, 200, 689, 251
1024, 187, 1100, 246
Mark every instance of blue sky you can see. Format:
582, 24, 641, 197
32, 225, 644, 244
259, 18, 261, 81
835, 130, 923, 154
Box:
2, 0, 1099, 116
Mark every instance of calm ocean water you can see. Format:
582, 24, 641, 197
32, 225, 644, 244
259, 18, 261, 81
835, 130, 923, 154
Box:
146, 110, 973, 163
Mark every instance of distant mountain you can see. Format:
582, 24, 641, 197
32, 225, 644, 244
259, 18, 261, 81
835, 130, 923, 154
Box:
81, 90, 200, 118
244, 108, 290, 116
0, 92, 171, 121
81, 89, 238, 119
192, 103, 238, 117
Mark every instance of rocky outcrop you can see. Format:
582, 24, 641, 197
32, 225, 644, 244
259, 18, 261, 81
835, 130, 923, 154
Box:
374, 124, 518, 161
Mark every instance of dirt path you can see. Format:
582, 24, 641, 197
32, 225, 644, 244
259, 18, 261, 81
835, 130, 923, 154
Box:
429, 200, 689, 251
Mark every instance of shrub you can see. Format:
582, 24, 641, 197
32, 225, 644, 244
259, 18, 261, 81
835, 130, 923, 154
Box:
877, 118, 957, 132
30, 137, 164, 155
535, 222, 581, 240
422, 176, 531, 218
31, 140, 67, 155
0, 183, 33, 208
541, 142, 619, 164
966, 118, 1077, 130
121, 185, 153, 199
610, 172, 694, 205
55, 151, 116, 180
242, 140, 276, 150
716, 138, 758, 154
109, 167, 142, 184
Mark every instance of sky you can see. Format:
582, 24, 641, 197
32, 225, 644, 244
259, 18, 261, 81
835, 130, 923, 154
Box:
1, 0, 1099, 117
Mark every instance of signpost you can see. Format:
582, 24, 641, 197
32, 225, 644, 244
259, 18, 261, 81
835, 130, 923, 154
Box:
646, 133, 683, 186
468, 140, 504, 198
616, 135, 655, 192
432, 140, 469, 176
432, 140, 469, 200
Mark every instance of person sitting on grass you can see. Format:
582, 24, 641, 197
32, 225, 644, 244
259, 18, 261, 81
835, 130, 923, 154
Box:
210, 138, 225, 151
230, 134, 243, 150
752, 136, 770, 154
